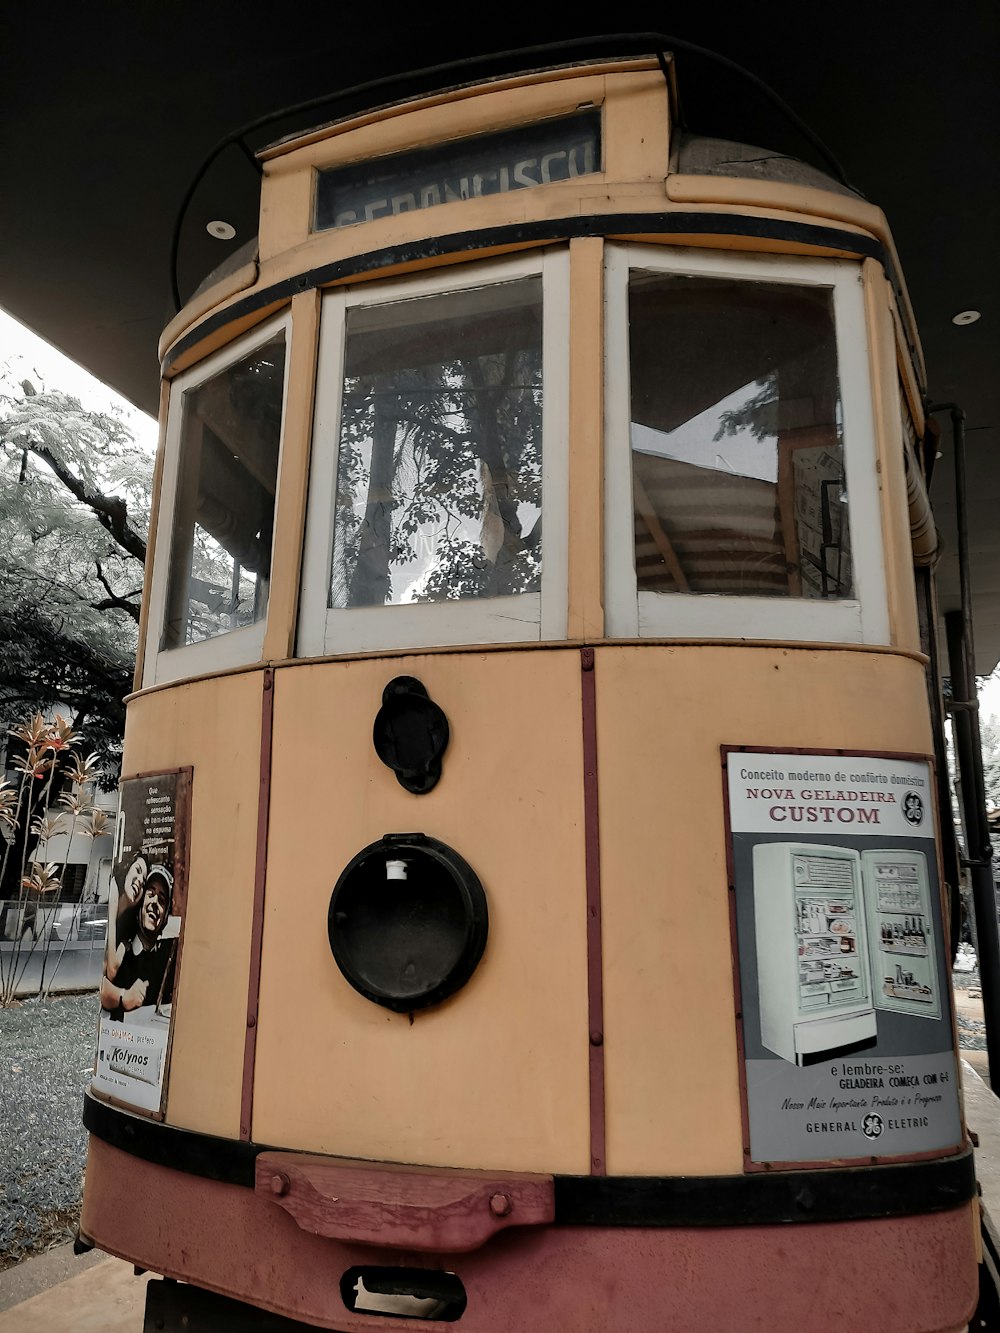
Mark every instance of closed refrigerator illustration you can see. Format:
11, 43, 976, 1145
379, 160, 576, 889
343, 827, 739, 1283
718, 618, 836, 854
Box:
862, 850, 940, 1020
753, 843, 876, 1064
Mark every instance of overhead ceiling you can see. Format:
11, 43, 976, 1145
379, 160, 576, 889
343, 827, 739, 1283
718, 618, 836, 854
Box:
2, 6, 997, 667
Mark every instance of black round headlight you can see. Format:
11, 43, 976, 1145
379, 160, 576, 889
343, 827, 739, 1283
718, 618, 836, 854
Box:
327, 834, 488, 1012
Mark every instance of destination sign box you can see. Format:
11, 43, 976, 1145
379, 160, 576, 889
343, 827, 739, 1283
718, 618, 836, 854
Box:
315, 109, 601, 231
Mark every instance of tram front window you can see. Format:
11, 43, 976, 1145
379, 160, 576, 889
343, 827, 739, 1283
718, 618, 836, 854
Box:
161, 332, 286, 649
330, 278, 543, 608
627, 273, 851, 600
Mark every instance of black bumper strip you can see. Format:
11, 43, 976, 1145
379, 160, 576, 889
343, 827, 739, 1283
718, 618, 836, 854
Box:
553, 1149, 976, 1227
84, 1094, 974, 1228
85, 1092, 262, 1187
161, 212, 912, 378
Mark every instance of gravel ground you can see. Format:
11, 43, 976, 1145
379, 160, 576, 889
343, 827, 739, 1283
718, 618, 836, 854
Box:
0, 994, 98, 1271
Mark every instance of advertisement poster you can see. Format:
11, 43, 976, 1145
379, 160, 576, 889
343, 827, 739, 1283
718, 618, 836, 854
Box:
725, 748, 962, 1165
91, 770, 191, 1116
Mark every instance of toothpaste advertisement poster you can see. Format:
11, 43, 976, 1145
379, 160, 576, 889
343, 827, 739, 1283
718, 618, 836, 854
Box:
91, 769, 191, 1117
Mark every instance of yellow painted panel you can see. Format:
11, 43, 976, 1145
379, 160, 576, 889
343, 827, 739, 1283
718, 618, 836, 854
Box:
132, 379, 169, 691
254, 650, 591, 1173
567, 236, 605, 639
263, 289, 321, 662
260, 62, 659, 164
596, 644, 933, 1176
121, 672, 264, 1136
165, 189, 894, 372
603, 71, 670, 181
863, 259, 921, 653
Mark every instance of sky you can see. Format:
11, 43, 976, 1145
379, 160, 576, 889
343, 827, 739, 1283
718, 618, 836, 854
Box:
0, 308, 158, 453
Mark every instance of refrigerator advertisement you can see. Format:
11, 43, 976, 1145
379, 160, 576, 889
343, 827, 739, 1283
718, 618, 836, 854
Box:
724, 748, 962, 1166
91, 769, 191, 1117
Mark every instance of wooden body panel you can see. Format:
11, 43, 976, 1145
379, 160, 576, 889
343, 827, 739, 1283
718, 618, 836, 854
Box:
121, 672, 264, 1137
595, 643, 933, 1175
252, 650, 591, 1173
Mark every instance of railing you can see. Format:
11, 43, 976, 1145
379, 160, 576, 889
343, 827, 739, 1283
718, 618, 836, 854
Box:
0, 900, 108, 999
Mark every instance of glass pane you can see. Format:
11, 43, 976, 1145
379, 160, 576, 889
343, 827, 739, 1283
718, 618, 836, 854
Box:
161, 333, 286, 649
331, 278, 543, 608
627, 274, 851, 599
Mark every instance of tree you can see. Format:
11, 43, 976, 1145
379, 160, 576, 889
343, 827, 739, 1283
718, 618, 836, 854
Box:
332, 288, 543, 609
0, 712, 109, 1004
0, 381, 152, 774
980, 713, 1000, 813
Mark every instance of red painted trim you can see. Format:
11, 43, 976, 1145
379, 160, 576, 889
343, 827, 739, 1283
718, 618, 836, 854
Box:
82, 1138, 979, 1333
255, 1152, 554, 1252
240, 668, 275, 1142
580, 647, 606, 1177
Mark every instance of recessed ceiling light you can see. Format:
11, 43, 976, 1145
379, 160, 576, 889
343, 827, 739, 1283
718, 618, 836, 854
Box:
207, 220, 236, 241
952, 309, 981, 326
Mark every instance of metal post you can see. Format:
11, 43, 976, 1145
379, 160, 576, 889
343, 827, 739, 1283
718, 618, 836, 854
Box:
934, 399, 1000, 1079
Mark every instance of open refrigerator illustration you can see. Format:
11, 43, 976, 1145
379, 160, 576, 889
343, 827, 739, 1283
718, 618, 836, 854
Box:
753, 843, 876, 1064
862, 849, 940, 1020
753, 843, 942, 1064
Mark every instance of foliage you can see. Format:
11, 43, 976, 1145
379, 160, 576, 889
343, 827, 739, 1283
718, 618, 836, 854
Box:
333, 307, 543, 608
0, 713, 106, 1005
713, 376, 779, 443
979, 712, 1000, 813
0, 381, 151, 774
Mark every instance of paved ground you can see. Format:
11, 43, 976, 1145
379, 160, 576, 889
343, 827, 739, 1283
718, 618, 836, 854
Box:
955, 980, 990, 1083
0, 1249, 149, 1332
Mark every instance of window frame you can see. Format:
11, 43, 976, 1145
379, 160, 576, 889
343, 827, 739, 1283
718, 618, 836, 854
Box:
142, 311, 293, 687
298, 251, 570, 658
603, 244, 889, 644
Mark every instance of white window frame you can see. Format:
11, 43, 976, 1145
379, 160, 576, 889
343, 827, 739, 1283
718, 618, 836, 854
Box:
298, 251, 570, 657
142, 312, 293, 687
604, 244, 889, 644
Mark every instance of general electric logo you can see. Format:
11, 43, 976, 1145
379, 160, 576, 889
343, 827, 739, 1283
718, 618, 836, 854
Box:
862, 1113, 884, 1140
902, 793, 924, 826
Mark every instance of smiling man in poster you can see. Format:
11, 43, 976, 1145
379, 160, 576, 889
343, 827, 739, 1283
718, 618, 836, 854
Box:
100, 863, 175, 1016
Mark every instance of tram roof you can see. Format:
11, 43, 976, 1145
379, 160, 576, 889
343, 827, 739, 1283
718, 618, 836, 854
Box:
3, 10, 998, 669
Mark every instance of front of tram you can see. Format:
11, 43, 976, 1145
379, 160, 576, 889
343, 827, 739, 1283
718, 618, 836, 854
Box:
80, 47, 979, 1332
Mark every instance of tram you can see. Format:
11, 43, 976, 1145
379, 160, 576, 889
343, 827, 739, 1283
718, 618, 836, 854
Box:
80, 46, 979, 1332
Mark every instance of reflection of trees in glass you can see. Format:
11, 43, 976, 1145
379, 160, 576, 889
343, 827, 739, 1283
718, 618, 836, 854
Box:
165, 337, 285, 647
713, 374, 851, 599
712, 376, 780, 444
629, 273, 852, 601
331, 287, 542, 608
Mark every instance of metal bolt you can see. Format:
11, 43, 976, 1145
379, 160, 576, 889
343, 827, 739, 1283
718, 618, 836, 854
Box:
270, 1172, 290, 1197
489, 1192, 512, 1217
589, 1030, 603, 1047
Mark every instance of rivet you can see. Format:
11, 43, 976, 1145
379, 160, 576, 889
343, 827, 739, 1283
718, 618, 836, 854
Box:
247, 1014, 256, 1028
271, 1172, 290, 1197
589, 1030, 603, 1047
489, 1192, 512, 1217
